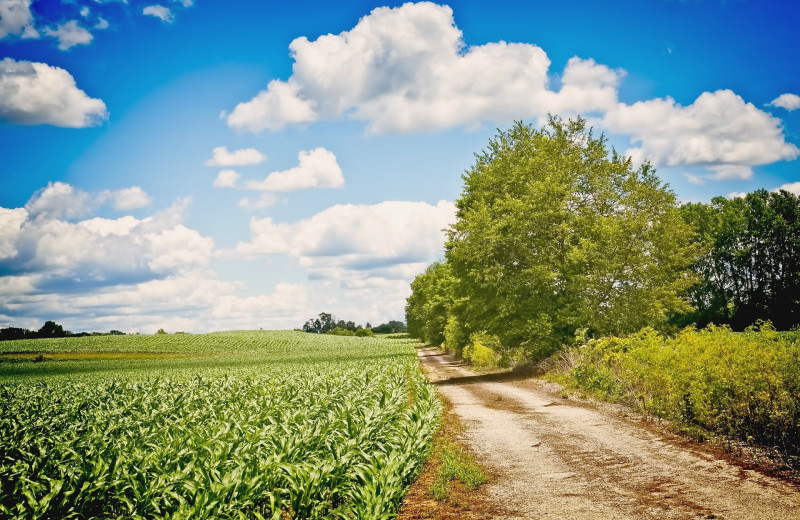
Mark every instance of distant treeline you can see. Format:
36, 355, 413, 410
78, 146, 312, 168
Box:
0, 321, 125, 342
301, 313, 406, 336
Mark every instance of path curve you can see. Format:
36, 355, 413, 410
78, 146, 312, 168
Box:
417, 347, 800, 519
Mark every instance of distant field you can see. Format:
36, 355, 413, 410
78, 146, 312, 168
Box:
0, 331, 440, 519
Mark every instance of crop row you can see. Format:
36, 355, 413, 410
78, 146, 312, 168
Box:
0, 334, 439, 519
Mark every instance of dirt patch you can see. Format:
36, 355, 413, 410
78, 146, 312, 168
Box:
414, 347, 800, 520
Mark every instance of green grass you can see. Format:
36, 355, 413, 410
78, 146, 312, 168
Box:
0, 331, 440, 519
430, 440, 487, 501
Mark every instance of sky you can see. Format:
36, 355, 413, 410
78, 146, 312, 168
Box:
1, 0, 799, 333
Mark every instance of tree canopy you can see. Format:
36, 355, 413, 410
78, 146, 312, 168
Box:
679, 189, 800, 330
408, 117, 699, 358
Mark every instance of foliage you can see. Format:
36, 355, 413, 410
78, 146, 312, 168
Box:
327, 327, 375, 337
371, 321, 407, 334
0, 331, 440, 519
678, 189, 800, 330
556, 324, 800, 456
302, 313, 399, 335
407, 117, 698, 360
461, 332, 502, 369
430, 440, 487, 502
405, 262, 455, 346
1, 322, 70, 341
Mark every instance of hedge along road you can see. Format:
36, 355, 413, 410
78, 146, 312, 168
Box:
417, 347, 800, 520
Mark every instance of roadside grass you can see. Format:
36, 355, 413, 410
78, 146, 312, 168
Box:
430, 440, 487, 501
397, 393, 496, 520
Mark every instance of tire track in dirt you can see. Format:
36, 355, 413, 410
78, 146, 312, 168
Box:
418, 347, 800, 519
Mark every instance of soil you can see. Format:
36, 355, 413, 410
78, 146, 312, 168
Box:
408, 347, 800, 520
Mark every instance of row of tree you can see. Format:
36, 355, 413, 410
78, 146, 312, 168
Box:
0, 321, 126, 341
301, 313, 407, 335
406, 117, 800, 360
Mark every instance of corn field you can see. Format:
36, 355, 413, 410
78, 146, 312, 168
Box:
0, 331, 440, 519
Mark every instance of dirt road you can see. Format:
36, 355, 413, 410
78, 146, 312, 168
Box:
417, 347, 800, 519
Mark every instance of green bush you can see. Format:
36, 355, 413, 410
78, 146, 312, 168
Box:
559, 323, 800, 455
462, 332, 502, 369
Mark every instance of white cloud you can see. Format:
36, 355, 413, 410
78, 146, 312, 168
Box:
238, 193, 278, 210
0, 58, 108, 127
44, 20, 93, 50
774, 182, 800, 196
604, 90, 799, 178
0, 0, 38, 39
226, 2, 622, 133
95, 17, 109, 30
80, 6, 90, 17
104, 186, 152, 210
245, 148, 344, 192
218, 199, 457, 325
0, 208, 27, 259
4, 189, 213, 280
214, 169, 240, 188
143, 5, 174, 23
230, 199, 456, 276
205, 146, 266, 167
25, 182, 94, 220
683, 172, 705, 186
768, 93, 800, 111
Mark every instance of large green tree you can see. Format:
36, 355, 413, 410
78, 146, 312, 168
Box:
443, 117, 698, 357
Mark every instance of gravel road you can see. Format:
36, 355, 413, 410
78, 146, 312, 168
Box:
417, 347, 800, 519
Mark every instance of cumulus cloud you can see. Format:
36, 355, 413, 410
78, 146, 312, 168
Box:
603, 89, 800, 179
25, 182, 94, 220
99, 186, 152, 210
2, 187, 214, 309
226, 2, 623, 133
27, 182, 152, 218
44, 20, 93, 50
95, 17, 109, 30
0, 58, 108, 127
238, 193, 278, 210
0, 183, 315, 332
205, 146, 266, 167
230, 199, 456, 276
143, 5, 174, 23
768, 93, 800, 111
774, 182, 800, 196
0, 0, 38, 39
213, 169, 240, 188
0, 208, 27, 259
245, 148, 344, 192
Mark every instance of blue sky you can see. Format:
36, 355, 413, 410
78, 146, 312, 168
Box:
1, 0, 798, 333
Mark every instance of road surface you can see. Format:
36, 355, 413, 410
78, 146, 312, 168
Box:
417, 347, 800, 519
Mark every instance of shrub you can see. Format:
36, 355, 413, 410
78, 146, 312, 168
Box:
462, 332, 502, 369
559, 323, 800, 456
